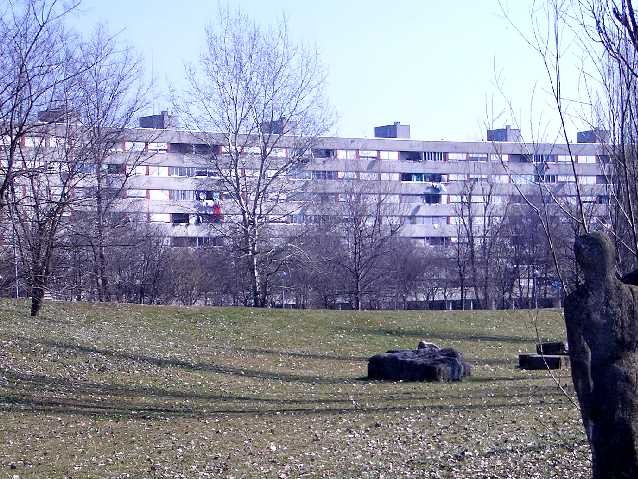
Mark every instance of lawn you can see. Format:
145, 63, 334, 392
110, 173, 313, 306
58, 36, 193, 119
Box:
0, 300, 589, 478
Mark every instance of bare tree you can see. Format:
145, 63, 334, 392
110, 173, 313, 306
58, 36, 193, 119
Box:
319, 184, 401, 310
66, 26, 150, 302
453, 177, 510, 309
0, 0, 83, 212
178, 6, 333, 307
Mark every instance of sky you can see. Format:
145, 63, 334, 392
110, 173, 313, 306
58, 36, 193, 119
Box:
71, 0, 592, 142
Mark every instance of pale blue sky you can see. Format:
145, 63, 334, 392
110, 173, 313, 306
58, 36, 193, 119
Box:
72, 1, 590, 142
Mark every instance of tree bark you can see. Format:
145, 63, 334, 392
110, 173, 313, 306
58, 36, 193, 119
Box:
565, 232, 638, 479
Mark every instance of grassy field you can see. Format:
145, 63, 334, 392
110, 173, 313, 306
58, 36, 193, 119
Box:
0, 300, 589, 478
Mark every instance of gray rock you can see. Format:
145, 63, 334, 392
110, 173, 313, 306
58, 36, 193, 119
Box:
368, 345, 471, 382
417, 340, 439, 350
564, 232, 638, 479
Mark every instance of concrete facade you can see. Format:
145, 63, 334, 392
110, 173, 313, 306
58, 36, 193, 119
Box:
110, 123, 607, 249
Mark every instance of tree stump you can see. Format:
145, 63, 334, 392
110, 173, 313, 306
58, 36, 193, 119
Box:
564, 232, 638, 479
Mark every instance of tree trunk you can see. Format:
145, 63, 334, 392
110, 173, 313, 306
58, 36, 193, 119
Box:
565, 233, 638, 479
249, 249, 262, 307
30, 269, 46, 317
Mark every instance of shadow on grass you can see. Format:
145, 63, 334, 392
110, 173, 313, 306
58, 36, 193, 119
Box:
0, 391, 573, 421
339, 326, 534, 344
11, 336, 356, 385
216, 346, 368, 362
0, 365, 575, 421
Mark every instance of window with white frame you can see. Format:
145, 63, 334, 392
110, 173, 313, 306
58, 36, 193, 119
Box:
359, 172, 379, 180
379, 151, 399, 160
558, 175, 576, 182
148, 190, 170, 201
448, 173, 468, 181
447, 152, 467, 161
577, 175, 597, 184
578, 155, 596, 164
336, 149, 357, 160
147, 142, 168, 152
359, 150, 378, 159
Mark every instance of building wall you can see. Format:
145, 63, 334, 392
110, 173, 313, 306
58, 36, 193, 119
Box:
105, 128, 606, 247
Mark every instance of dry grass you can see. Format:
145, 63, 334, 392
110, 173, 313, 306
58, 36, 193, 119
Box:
0, 300, 589, 478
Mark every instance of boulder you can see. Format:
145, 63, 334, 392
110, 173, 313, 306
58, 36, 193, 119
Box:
535, 341, 568, 356
368, 342, 471, 382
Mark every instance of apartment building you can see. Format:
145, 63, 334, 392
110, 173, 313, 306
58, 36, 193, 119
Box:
112, 116, 607, 249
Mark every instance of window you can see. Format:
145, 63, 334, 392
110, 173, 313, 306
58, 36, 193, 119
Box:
379, 151, 399, 160
147, 142, 168, 152
149, 190, 170, 201
337, 171, 357, 180
359, 172, 379, 181
424, 151, 445, 161
578, 155, 596, 164
380, 172, 400, 181
400, 173, 443, 182
558, 175, 576, 183
577, 175, 596, 185
511, 174, 533, 184
312, 148, 335, 159
400, 151, 423, 162
107, 163, 126, 175
534, 175, 557, 183
290, 168, 311, 180
510, 154, 533, 163
597, 155, 611, 164
533, 154, 557, 163
426, 236, 451, 246
447, 153, 467, 161
359, 150, 378, 159
196, 190, 220, 201
149, 213, 170, 222
448, 173, 468, 181
124, 141, 146, 151
423, 194, 441, 204
169, 190, 196, 201
336, 149, 357, 160
168, 166, 197, 177
170, 213, 190, 224
311, 170, 337, 180
76, 163, 95, 174
468, 153, 488, 161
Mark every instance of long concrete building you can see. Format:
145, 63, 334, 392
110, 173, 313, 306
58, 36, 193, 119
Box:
109, 115, 608, 249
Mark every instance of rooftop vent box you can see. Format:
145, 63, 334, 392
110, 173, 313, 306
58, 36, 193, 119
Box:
374, 122, 410, 139
139, 110, 177, 129
577, 128, 610, 144
487, 125, 522, 142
